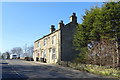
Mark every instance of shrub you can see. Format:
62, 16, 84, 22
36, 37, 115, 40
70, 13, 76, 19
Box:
59, 61, 120, 78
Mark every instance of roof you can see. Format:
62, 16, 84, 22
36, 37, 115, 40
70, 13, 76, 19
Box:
34, 21, 78, 43
34, 29, 60, 43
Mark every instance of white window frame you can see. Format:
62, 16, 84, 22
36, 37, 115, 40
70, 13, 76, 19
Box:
44, 39, 47, 46
52, 36, 56, 45
37, 42, 40, 48
43, 50, 46, 58
52, 48, 56, 59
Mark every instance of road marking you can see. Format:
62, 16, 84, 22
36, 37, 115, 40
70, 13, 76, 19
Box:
6, 60, 23, 78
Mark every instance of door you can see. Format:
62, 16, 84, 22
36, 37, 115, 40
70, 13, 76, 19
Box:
49, 49, 52, 63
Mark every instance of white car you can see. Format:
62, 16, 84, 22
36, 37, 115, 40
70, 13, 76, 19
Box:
10, 54, 17, 59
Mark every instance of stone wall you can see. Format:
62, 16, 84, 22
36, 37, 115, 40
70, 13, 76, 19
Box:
60, 22, 79, 61
33, 30, 61, 63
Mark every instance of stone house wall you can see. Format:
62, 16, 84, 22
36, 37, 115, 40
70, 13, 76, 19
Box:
60, 22, 78, 61
33, 30, 61, 63
33, 13, 79, 63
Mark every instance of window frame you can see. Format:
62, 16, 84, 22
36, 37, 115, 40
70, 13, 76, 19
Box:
44, 39, 47, 46
52, 35, 56, 45
52, 48, 56, 59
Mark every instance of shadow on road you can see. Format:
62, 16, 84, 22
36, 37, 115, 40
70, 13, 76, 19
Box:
1, 60, 119, 80
2, 62, 29, 80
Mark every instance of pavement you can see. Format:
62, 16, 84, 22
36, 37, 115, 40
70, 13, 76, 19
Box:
0, 59, 119, 80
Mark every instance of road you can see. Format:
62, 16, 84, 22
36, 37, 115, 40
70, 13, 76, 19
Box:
0, 59, 117, 80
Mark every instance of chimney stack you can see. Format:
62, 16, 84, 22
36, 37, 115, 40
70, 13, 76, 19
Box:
50, 25, 55, 33
58, 20, 64, 29
70, 13, 77, 23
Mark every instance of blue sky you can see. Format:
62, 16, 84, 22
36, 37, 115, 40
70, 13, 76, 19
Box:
1, 2, 103, 53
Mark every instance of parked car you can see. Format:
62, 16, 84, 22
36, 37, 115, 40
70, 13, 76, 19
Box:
24, 57, 34, 61
10, 54, 17, 59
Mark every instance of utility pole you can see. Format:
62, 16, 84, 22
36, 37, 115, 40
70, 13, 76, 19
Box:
24, 44, 27, 57
25, 44, 27, 54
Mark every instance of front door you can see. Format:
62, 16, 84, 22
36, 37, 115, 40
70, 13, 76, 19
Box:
49, 49, 52, 63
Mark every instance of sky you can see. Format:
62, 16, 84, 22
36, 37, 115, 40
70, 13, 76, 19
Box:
1, 2, 103, 53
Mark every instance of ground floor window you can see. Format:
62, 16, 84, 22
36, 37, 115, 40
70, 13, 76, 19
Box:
43, 50, 46, 58
52, 48, 56, 59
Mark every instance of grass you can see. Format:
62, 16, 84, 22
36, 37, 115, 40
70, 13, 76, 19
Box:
59, 61, 120, 78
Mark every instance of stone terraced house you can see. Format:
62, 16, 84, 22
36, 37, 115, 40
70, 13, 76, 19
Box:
33, 13, 79, 63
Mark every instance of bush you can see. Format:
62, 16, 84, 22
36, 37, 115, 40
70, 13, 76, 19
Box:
59, 61, 120, 78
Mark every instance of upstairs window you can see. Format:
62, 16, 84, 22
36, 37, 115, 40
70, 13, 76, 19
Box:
52, 36, 56, 44
44, 39, 47, 46
37, 42, 40, 48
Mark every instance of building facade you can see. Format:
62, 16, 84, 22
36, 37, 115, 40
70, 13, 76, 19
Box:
33, 13, 78, 63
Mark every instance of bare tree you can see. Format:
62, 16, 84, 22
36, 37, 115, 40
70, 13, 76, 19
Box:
22, 44, 33, 58
26, 45, 34, 57
10, 47, 23, 58
22, 44, 28, 57
9, 45, 33, 59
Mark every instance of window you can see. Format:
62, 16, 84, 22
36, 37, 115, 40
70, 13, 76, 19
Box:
43, 50, 46, 58
37, 50, 39, 57
49, 48, 52, 53
44, 39, 47, 46
37, 42, 40, 48
52, 48, 56, 59
52, 36, 56, 44
13, 55, 17, 57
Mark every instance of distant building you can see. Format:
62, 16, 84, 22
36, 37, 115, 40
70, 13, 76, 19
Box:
33, 13, 79, 63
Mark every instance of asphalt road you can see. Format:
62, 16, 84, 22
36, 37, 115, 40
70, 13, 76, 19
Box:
0, 59, 117, 80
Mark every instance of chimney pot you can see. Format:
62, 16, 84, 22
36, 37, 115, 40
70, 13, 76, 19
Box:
70, 13, 77, 23
58, 20, 64, 29
50, 25, 55, 33
73, 13, 76, 16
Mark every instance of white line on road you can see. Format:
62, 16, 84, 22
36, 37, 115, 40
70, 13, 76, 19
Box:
7, 60, 23, 78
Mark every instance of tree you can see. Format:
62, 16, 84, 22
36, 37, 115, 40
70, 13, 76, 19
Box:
22, 44, 34, 58
73, 2, 120, 65
2, 52, 10, 59
6, 52, 10, 59
26, 45, 34, 57
11, 47, 23, 58
74, 47, 89, 63
2, 53, 6, 59
0, 52, 1, 58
